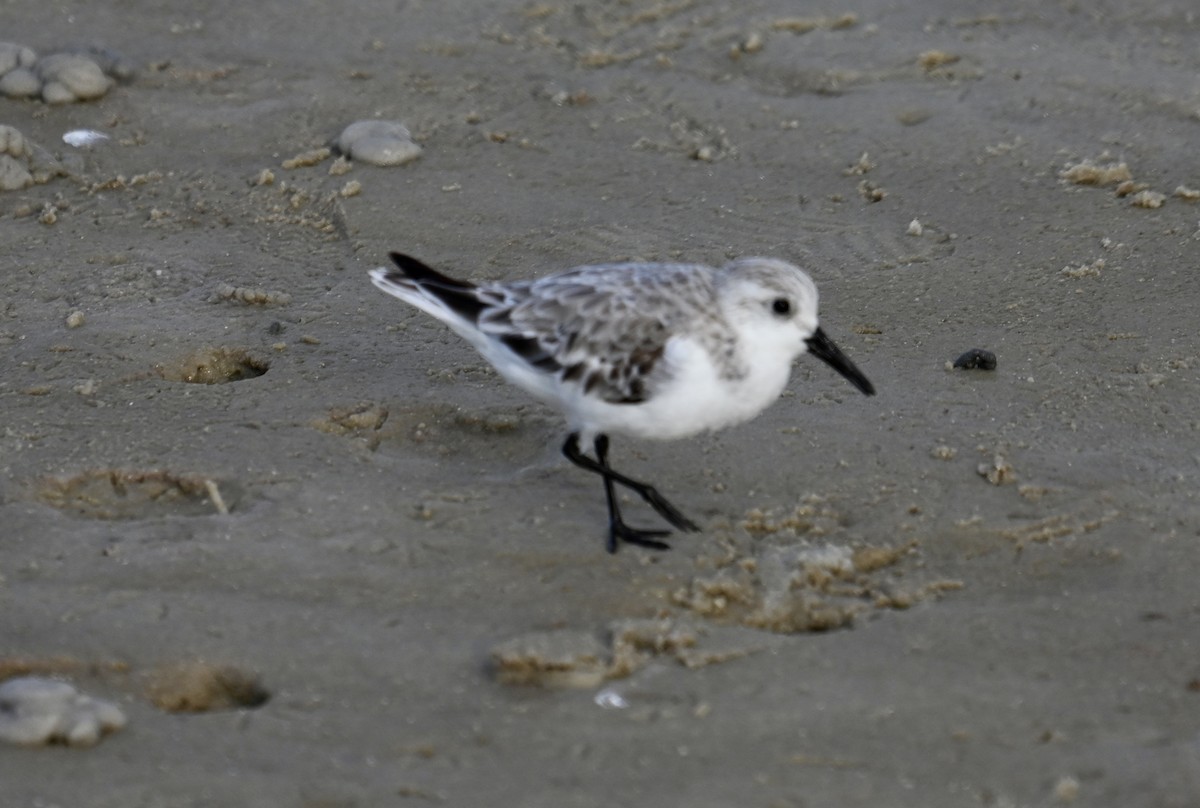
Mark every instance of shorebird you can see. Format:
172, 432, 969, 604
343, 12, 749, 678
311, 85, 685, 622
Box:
371, 252, 875, 552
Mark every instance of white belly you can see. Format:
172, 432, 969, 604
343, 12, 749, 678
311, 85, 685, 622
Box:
564, 336, 791, 442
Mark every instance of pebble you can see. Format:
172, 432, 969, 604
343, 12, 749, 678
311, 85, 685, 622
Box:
977, 454, 1016, 485
0, 124, 31, 159
952, 348, 997, 370
215, 283, 291, 306
335, 120, 422, 166
0, 124, 34, 191
0, 66, 40, 97
0, 677, 127, 747
80, 45, 138, 82
0, 42, 37, 74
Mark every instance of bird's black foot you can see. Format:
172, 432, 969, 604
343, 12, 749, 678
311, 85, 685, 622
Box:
561, 432, 701, 554
608, 520, 672, 553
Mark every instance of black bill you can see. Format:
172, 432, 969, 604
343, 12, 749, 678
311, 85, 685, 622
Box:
805, 327, 876, 396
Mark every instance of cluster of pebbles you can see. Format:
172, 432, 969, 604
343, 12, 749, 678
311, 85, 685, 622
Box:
0, 124, 62, 191
0, 42, 132, 191
0, 42, 133, 104
2, 39, 420, 200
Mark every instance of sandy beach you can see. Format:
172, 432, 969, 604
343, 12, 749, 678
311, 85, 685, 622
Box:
2, 1, 1199, 805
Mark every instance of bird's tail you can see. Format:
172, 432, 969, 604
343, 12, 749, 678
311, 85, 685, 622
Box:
385, 252, 476, 290
369, 253, 486, 325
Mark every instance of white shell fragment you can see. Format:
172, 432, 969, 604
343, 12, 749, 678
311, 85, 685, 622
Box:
63, 129, 110, 148
593, 687, 630, 709
0, 677, 128, 747
335, 120, 422, 166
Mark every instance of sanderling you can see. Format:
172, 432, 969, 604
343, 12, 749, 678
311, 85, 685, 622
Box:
370, 253, 875, 553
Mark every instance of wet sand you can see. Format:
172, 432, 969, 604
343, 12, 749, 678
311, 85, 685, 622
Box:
2, 1, 1199, 805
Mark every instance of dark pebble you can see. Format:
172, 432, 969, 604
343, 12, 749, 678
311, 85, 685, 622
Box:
953, 348, 997, 370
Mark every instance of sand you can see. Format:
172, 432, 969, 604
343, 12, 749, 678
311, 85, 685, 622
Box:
2, 1, 1199, 805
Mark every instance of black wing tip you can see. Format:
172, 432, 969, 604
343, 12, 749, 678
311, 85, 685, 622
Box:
499, 333, 561, 373
381, 252, 486, 322
387, 252, 475, 290
388, 251, 423, 270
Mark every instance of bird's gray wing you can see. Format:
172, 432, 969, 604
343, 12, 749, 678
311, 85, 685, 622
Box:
479, 264, 719, 404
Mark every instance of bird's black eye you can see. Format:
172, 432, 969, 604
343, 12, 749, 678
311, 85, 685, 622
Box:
772, 298, 791, 315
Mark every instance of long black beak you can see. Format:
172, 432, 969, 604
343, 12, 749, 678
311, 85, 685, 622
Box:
805, 327, 876, 396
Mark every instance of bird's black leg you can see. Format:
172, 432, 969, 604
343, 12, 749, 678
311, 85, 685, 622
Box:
593, 435, 700, 534
562, 432, 700, 553
562, 433, 670, 552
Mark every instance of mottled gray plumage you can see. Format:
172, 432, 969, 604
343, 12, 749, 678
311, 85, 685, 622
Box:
475, 262, 733, 404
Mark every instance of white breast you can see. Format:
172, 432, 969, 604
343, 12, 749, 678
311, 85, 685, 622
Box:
564, 334, 793, 443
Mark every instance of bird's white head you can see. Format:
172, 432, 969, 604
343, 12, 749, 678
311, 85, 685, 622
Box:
716, 257, 875, 396
716, 257, 821, 355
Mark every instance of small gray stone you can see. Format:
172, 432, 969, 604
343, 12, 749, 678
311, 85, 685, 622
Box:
0, 124, 30, 158
952, 348, 997, 371
0, 154, 33, 191
0, 66, 40, 98
0, 41, 37, 74
82, 46, 137, 82
41, 80, 77, 104
336, 120, 422, 166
